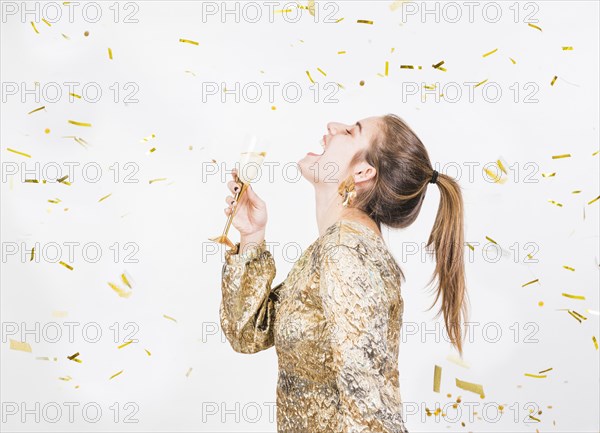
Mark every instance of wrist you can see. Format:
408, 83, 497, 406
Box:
239, 229, 266, 254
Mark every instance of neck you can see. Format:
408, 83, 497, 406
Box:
314, 185, 364, 236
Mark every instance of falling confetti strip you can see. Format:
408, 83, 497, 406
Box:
455, 378, 485, 398
357, 19, 374, 24
400, 65, 414, 69
317, 67, 327, 76
163, 314, 178, 323
466, 243, 474, 251
68, 120, 92, 127
566, 310, 587, 323
186, 367, 193, 378
144, 349, 152, 356
550, 76, 558, 86
108, 282, 132, 298
474, 79, 488, 88
121, 272, 132, 288
562, 293, 585, 300
10, 340, 32, 352
525, 373, 546, 378
108, 48, 113, 59
109, 370, 124, 380
59, 261, 73, 271
338, 50, 346, 55
538, 368, 553, 374
509, 57, 517, 64
593, 336, 598, 350
59, 376, 73, 381
528, 23, 542, 31
306, 70, 315, 84
42, 18, 51, 26
542, 172, 556, 178
433, 365, 442, 392
485, 236, 498, 245
62, 33, 70, 39
521, 279, 539, 287
482, 48, 498, 57
31, 22, 39, 34
562, 46, 574, 50
551, 153, 571, 159
588, 195, 599, 205
6, 148, 31, 158
149, 178, 167, 184
432, 60, 446, 71
548, 200, 563, 207
67, 352, 82, 363
117, 340, 134, 349
563, 265, 575, 272
385, 61, 389, 76
28, 106, 46, 114
140, 133, 156, 143
98, 193, 112, 203
179, 38, 199, 45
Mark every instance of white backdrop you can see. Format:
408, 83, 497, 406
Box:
1, 1, 599, 432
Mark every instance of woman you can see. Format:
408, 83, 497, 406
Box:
218, 113, 469, 433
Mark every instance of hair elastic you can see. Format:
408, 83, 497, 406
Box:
429, 170, 439, 184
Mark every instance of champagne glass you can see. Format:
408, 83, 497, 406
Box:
209, 134, 270, 249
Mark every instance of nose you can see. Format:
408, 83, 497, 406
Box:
327, 122, 345, 135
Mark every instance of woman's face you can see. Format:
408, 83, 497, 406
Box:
298, 116, 380, 186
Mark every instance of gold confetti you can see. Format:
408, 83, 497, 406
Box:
307, 0, 315, 16
59, 376, 72, 381
48, 198, 61, 204
31, 22, 39, 34
483, 167, 505, 184
433, 365, 442, 392
28, 106, 46, 114
7, 148, 32, 158
542, 172, 556, 178
588, 195, 599, 205
432, 60, 446, 71
550, 75, 558, 86
274, 8, 292, 13
485, 236, 497, 245
529, 415, 541, 422
67, 352, 82, 363
572, 190, 581, 194
163, 314, 178, 323
30, 247, 35, 261
567, 309, 587, 323
121, 272, 132, 288
548, 200, 563, 207
525, 373, 546, 378
337, 50, 346, 54
44, 128, 50, 134
562, 46, 573, 50
474, 79, 488, 88
10, 339, 32, 352
24, 179, 38, 183
149, 178, 167, 184
528, 23, 542, 31
109, 370, 124, 380
108, 47, 113, 60
144, 349, 152, 356
359, 80, 365, 86
140, 133, 156, 143
179, 38, 199, 45
117, 340, 134, 349
68, 120, 92, 127
186, 367, 193, 377
400, 65, 414, 69
538, 367, 553, 374
98, 193, 112, 202
148, 147, 156, 153
562, 293, 585, 300
84, 30, 89, 37
563, 265, 575, 271
357, 19, 373, 24
62, 33, 70, 39
385, 61, 389, 76
337, 83, 345, 89
317, 67, 327, 76
593, 336, 598, 350
59, 261, 73, 270
455, 378, 484, 398
522, 279, 539, 287
36, 356, 50, 361
42, 18, 51, 26
335, 17, 344, 23
592, 150, 599, 156
466, 243, 474, 251
482, 48, 498, 57
538, 301, 544, 307
52, 310, 68, 318
108, 282, 132, 298
509, 57, 517, 64
306, 70, 315, 84
496, 159, 508, 175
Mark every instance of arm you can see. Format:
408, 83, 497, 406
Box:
219, 239, 279, 354
320, 244, 407, 433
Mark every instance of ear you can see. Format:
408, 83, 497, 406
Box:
353, 162, 377, 184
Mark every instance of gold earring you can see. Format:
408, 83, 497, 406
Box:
338, 175, 357, 207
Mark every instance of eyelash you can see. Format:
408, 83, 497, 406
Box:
346, 128, 352, 135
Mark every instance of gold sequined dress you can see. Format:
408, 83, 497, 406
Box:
219, 219, 409, 433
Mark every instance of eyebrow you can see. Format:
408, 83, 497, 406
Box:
356, 121, 363, 134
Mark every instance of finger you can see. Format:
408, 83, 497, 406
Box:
227, 180, 241, 194
225, 195, 235, 205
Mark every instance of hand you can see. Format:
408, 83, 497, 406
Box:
225, 168, 267, 238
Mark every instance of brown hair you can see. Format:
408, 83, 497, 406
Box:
349, 113, 470, 356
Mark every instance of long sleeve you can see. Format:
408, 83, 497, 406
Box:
219, 239, 279, 354
319, 244, 408, 433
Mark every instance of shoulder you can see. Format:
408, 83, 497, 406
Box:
317, 220, 375, 258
